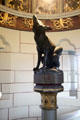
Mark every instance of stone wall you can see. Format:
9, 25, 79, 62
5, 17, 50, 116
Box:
0, 27, 80, 120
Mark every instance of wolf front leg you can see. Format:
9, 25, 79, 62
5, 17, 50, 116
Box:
33, 50, 42, 71
43, 49, 49, 69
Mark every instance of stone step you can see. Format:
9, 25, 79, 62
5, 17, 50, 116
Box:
58, 110, 80, 120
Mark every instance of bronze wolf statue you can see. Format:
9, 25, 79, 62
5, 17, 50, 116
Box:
33, 15, 63, 71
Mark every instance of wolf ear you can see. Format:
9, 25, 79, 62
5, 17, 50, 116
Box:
33, 15, 38, 21
33, 15, 37, 21
54, 47, 63, 55
33, 15, 39, 26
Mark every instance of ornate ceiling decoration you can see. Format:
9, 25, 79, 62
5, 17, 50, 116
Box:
64, 0, 80, 12
35, 0, 58, 14
8, 0, 32, 13
1, 0, 80, 14
0, 0, 80, 32
0, 10, 80, 32
0, 0, 33, 13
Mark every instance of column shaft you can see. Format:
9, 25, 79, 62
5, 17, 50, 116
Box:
42, 109, 57, 120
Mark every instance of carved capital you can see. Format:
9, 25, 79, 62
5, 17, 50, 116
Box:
41, 93, 57, 110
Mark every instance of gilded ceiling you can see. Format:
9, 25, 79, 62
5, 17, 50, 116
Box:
0, 0, 80, 31
0, 0, 80, 14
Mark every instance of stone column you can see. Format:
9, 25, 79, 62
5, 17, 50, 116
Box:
77, 51, 80, 99
41, 93, 57, 120
34, 68, 64, 120
32, 0, 37, 13
59, 0, 64, 13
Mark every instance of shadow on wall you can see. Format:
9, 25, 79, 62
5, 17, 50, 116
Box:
0, 34, 11, 100
56, 38, 76, 51
57, 38, 78, 98
0, 34, 9, 49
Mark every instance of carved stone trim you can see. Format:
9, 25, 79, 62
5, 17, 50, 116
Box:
41, 93, 57, 109
0, 10, 80, 31
34, 87, 63, 92
0, 5, 80, 31
0, 4, 80, 19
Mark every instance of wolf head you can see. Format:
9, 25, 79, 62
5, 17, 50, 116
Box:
33, 15, 52, 32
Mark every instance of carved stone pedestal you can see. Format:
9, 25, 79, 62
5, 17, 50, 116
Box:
34, 68, 64, 120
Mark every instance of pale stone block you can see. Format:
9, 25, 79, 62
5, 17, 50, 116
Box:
0, 94, 13, 108
33, 55, 37, 68
49, 30, 80, 48
61, 41, 75, 51
78, 74, 80, 90
77, 73, 80, 90
14, 118, 37, 120
15, 71, 33, 83
57, 91, 70, 98
21, 44, 36, 54
68, 71, 78, 83
21, 31, 35, 44
29, 105, 41, 117
0, 94, 10, 101
1, 94, 11, 100
0, 27, 19, 52
59, 55, 63, 69
78, 56, 80, 71
42, 30, 80, 50
63, 55, 77, 71
62, 83, 70, 91
0, 99, 12, 109
14, 92, 41, 106
0, 84, 1, 92
2, 83, 33, 93
0, 53, 12, 70
38, 118, 41, 120
0, 92, 2, 99
77, 91, 80, 99
58, 97, 79, 106
26, 118, 37, 120
76, 49, 80, 55
0, 53, 33, 70
64, 71, 68, 83
0, 71, 14, 83
77, 83, 80, 91
72, 55, 78, 71
58, 105, 80, 116
63, 83, 77, 91
65, 29, 80, 48
63, 55, 71, 71
11, 53, 33, 70
0, 109, 8, 120
9, 106, 28, 120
